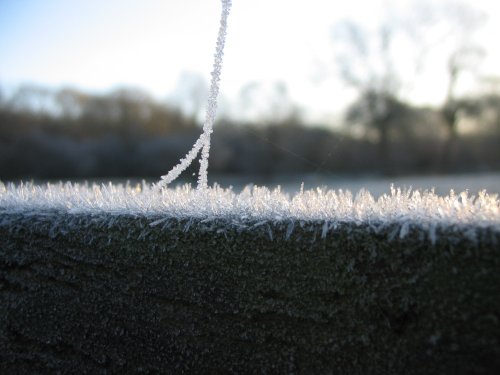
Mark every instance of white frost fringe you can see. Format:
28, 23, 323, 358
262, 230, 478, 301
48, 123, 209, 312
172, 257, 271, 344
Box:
155, 0, 232, 191
1, 182, 499, 243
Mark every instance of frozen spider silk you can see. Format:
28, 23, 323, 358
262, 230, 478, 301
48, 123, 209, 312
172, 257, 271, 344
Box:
156, 0, 232, 191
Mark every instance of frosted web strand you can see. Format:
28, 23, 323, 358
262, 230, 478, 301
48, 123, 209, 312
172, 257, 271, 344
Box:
198, 0, 232, 189
156, 0, 232, 191
154, 137, 204, 190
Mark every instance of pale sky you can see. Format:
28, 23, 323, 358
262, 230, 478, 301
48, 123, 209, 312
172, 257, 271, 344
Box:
1, 0, 500, 124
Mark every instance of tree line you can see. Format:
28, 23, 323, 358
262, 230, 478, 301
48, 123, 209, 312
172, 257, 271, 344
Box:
0, 84, 499, 181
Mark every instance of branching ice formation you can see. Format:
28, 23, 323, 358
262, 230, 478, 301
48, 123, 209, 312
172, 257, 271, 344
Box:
156, 0, 232, 191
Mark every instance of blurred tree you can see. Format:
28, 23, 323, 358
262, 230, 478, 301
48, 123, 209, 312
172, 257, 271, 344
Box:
145, 103, 191, 135
236, 81, 302, 125
0, 86, 4, 109
8, 85, 55, 115
476, 93, 500, 134
168, 71, 208, 124
109, 88, 153, 140
333, 18, 409, 170
345, 90, 420, 172
438, 3, 485, 170
56, 88, 87, 121
331, 0, 487, 173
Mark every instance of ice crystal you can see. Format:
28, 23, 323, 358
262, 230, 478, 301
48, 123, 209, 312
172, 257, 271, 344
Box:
1, 182, 499, 241
156, 0, 232, 190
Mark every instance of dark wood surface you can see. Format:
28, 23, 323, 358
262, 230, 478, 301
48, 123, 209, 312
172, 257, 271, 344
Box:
1, 213, 499, 374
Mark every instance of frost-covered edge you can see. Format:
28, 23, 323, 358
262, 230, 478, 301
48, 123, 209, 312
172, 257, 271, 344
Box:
1, 182, 499, 244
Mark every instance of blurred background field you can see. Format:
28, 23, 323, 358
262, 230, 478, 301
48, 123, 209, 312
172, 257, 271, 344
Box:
1, 0, 499, 193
